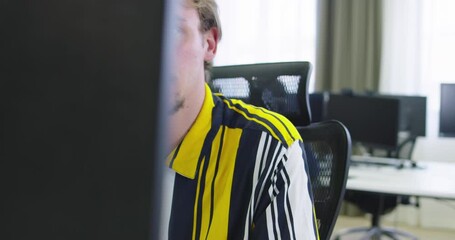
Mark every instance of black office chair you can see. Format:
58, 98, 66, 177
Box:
211, 61, 312, 126
298, 120, 351, 240
210, 63, 351, 239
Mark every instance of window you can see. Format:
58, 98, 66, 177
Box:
215, 0, 317, 90
380, 0, 455, 137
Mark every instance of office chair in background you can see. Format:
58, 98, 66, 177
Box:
210, 62, 352, 240
211, 61, 312, 126
334, 192, 418, 240
297, 120, 351, 240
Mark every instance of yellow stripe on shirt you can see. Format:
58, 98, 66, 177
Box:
224, 98, 301, 147
206, 127, 242, 239
192, 126, 243, 239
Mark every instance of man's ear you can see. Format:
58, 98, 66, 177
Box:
204, 27, 219, 62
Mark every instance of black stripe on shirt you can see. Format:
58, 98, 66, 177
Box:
224, 98, 288, 146
168, 174, 197, 240
257, 107, 296, 143
227, 130, 262, 239
204, 125, 226, 239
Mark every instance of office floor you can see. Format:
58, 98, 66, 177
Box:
332, 215, 455, 240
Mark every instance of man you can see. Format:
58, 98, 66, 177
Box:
161, 0, 319, 239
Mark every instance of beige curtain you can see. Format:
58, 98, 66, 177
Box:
315, 0, 383, 92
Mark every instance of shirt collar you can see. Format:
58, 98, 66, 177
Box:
165, 84, 215, 179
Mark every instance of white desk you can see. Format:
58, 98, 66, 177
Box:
346, 141, 455, 231
347, 156, 455, 200
412, 137, 455, 163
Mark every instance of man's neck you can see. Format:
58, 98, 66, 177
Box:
168, 83, 206, 153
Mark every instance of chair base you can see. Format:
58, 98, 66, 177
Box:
332, 226, 418, 240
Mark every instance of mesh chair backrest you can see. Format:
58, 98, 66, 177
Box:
211, 62, 312, 126
297, 120, 351, 240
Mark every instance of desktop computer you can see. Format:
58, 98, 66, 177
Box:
325, 94, 400, 151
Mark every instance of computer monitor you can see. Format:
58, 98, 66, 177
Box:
440, 83, 455, 137
325, 94, 400, 150
380, 95, 427, 137
309, 92, 329, 123
1, 1, 174, 239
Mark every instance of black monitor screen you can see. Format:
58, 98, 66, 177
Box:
309, 92, 328, 123
440, 83, 455, 136
326, 94, 400, 150
381, 95, 427, 137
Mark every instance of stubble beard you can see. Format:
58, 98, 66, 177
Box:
169, 96, 185, 115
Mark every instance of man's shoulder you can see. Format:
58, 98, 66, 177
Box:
214, 94, 302, 148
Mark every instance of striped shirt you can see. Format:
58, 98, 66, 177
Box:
162, 84, 319, 239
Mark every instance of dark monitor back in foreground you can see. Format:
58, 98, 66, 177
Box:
326, 94, 400, 150
1, 1, 172, 239
440, 83, 455, 137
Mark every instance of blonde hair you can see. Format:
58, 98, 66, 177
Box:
192, 0, 222, 81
